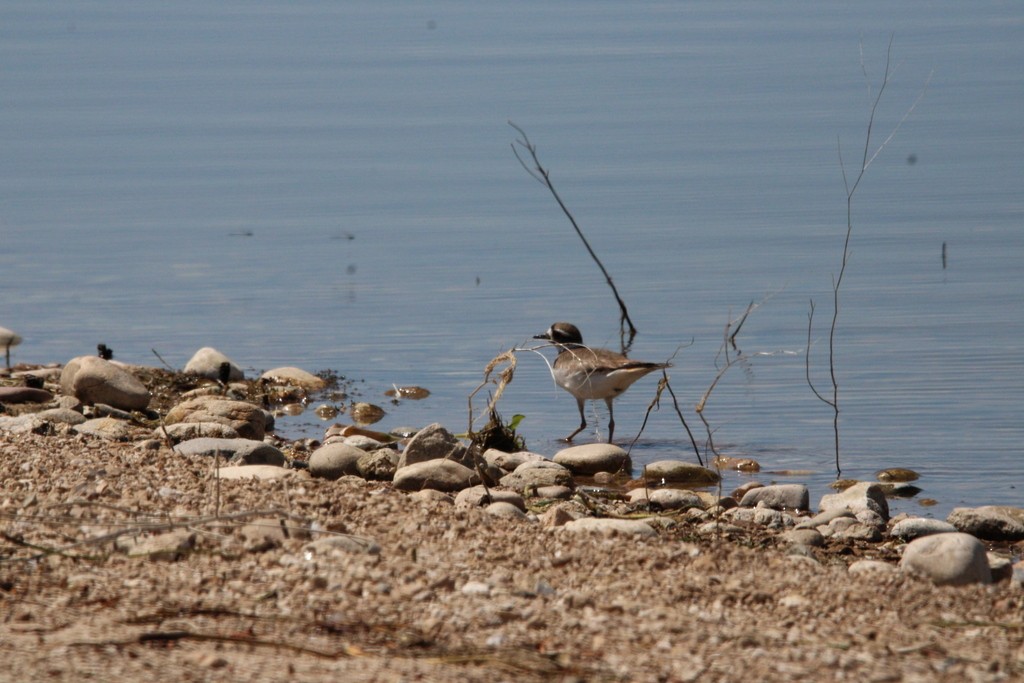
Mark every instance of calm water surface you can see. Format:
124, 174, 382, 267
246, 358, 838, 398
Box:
2, 2, 1022, 518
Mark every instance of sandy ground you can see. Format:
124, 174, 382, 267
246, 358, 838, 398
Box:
1, 428, 1023, 682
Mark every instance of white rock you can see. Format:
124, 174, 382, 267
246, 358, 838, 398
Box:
889, 517, 958, 541
61, 356, 150, 411
259, 366, 326, 390
560, 518, 656, 537
818, 482, 889, 522
183, 347, 244, 381
393, 459, 479, 492
308, 442, 365, 480
626, 487, 702, 511
899, 532, 992, 586
739, 484, 809, 511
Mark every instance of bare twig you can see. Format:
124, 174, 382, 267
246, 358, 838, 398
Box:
509, 121, 638, 351
807, 37, 929, 477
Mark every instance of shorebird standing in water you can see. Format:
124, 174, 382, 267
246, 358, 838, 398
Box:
534, 322, 670, 442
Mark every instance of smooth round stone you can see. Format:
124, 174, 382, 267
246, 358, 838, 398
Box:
393, 459, 479, 492
308, 442, 365, 480
899, 532, 992, 586
35, 408, 87, 426
554, 443, 631, 476
643, 460, 720, 485
157, 421, 240, 442
60, 356, 150, 411
485, 501, 529, 520
534, 485, 573, 500
783, 528, 825, 547
0, 386, 53, 403
260, 366, 326, 390
183, 347, 244, 381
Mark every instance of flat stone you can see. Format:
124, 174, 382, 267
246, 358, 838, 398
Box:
216, 465, 294, 481
483, 449, 546, 472
0, 386, 53, 403
947, 506, 1024, 541
0, 415, 45, 434
739, 484, 809, 511
889, 517, 958, 541
259, 366, 326, 390
642, 460, 720, 485
625, 488, 702, 511
308, 442, 365, 480
35, 408, 87, 426
796, 508, 856, 530
173, 437, 286, 466
899, 532, 992, 586
305, 535, 381, 557
393, 459, 479, 492
554, 443, 631, 476
73, 417, 139, 441
156, 421, 240, 443
849, 560, 898, 576
455, 485, 526, 511
534, 485, 573, 500
560, 518, 657, 537
183, 347, 244, 381
60, 356, 150, 411
116, 529, 196, 561
165, 396, 265, 440
818, 482, 889, 522
499, 461, 574, 490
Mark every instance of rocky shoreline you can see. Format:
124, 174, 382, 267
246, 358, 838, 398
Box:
2, 347, 1023, 681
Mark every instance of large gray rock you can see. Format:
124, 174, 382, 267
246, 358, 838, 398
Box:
947, 506, 1024, 541
173, 437, 285, 466
554, 443, 631, 476
393, 459, 479, 492
309, 442, 365, 480
398, 423, 470, 468
899, 532, 992, 586
483, 449, 546, 472
818, 482, 889, 522
740, 484, 809, 511
165, 396, 265, 440
60, 356, 150, 411
643, 460, 720, 485
183, 347, 244, 381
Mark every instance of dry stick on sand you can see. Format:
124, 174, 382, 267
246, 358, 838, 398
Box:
509, 121, 638, 353
806, 37, 931, 477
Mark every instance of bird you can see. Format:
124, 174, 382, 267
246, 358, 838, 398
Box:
534, 322, 671, 443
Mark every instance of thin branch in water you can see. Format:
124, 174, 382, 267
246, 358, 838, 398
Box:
508, 121, 638, 351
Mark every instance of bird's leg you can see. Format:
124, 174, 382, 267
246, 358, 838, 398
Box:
605, 398, 615, 443
563, 399, 588, 442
